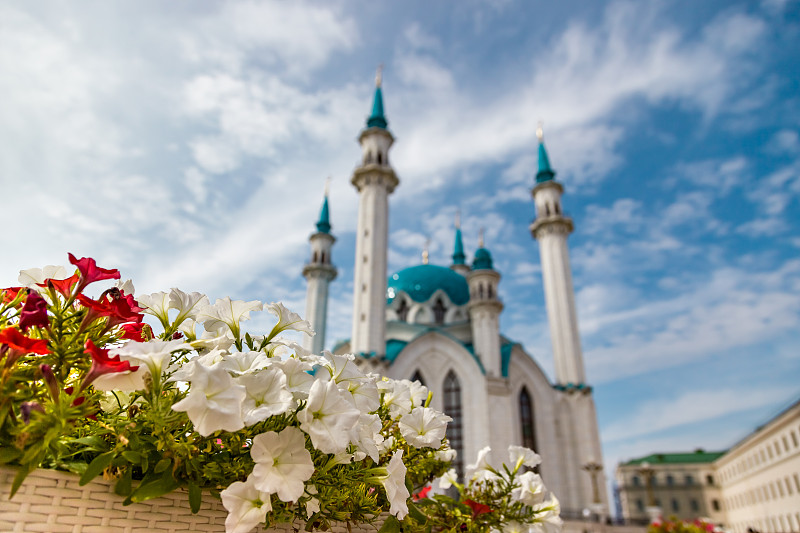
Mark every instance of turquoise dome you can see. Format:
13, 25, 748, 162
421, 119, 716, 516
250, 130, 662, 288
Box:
472, 247, 493, 270
387, 264, 470, 306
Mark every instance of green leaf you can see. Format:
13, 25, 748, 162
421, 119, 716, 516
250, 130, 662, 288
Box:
154, 458, 171, 473
0, 447, 22, 464
407, 502, 428, 524
70, 436, 109, 451
114, 467, 132, 496
129, 469, 180, 503
379, 515, 402, 533
121, 451, 142, 464
9, 464, 35, 498
188, 482, 201, 514
79, 451, 115, 485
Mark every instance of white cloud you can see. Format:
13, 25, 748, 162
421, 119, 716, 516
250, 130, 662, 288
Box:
603, 385, 797, 442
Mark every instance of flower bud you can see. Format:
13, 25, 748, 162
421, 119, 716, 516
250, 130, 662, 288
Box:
20, 401, 44, 424
39, 364, 59, 401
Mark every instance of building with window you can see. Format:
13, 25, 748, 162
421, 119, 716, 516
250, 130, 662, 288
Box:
615, 398, 800, 532
615, 451, 726, 524
303, 72, 608, 517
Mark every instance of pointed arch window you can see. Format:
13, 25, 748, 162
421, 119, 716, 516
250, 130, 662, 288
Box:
396, 297, 409, 322
487, 284, 493, 299
377, 152, 383, 165
410, 370, 425, 386
432, 297, 447, 325
444, 370, 463, 474
519, 387, 537, 454
320, 251, 326, 264
312, 251, 318, 263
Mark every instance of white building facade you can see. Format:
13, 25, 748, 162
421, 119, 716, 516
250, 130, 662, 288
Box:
303, 75, 608, 517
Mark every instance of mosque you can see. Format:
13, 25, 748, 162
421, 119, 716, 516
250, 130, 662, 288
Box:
301, 73, 608, 517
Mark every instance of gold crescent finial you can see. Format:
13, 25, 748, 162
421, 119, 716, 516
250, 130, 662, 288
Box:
536, 121, 544, 142
324, 176, 331, 197
478, 227, 485, 248
455, 209, 461, 229
376, 64, 384, 87
422, 238, 430, 264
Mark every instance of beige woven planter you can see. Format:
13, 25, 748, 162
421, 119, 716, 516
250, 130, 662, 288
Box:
0, 467, 382, 533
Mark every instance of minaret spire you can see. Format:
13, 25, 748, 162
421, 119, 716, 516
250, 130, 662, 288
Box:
303, 184, 338, 354
529, 132, 607, 514
422, 238, 430, 265
451, 210, 469, 276
351, 70, 398, 356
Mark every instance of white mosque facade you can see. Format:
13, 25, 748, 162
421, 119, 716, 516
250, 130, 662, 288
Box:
301, 76, 608, 517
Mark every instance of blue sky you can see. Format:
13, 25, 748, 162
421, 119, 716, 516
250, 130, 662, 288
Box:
1, 0, 799, 495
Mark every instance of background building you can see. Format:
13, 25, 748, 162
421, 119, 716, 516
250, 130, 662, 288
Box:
616, 451, 726, 524
305, 74, 608, 518
616, 397, 800, 532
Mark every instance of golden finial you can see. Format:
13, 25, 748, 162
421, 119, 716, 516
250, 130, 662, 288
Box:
478, 227, 485, 248
422, 238, 430, 264
536, 121, 544, 142
455, 209, 461, 229
376, 64, 383, 87
324, 176, 331, 197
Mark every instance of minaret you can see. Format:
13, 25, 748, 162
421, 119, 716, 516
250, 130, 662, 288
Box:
303, 187, 337, 354
529, 125, 608, 515
529, 126, 584, 386
467, 230, 503, 377
450, 212, 470, 276
350, 67, 399, 356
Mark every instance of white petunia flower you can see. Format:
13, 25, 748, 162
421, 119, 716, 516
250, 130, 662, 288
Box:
322, 352, 363, 382
250, 427, 315, 502
113, 339, 193, 378
113, 279, 135, 296
398, 407, 452, 448
435, 448, 457, 462
349, 413, 384, 462
137, 291, 171, 325
219, 351, 270, 376
190, 328, 236, 352
168, 288, 209, 327
92, 365, 147, 392
400, 379, 429, 408
304, 485, 320, 519
436, 468, 459, 490
171, 363, 246, 436
221, 477, 272, 533
197, 297, 262, 338
273, 356, 315, 399
265, 302, 314, 338
499, 521, 529, 533
512, 471, 546, 506
297, 379, 360, 454
467, 446, 498, 482
18, 265, 68, 287
379, 379, 413, 418
381, 450, 410, 519
531, 494, 562, 533
509, 445, 542, 471
239, 368, 295, 425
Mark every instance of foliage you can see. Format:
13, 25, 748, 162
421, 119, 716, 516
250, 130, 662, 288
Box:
0, 254, 454, 532
648, 518, 719, 533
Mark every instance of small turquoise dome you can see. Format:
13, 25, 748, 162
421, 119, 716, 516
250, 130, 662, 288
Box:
387, 264, 470, 306
473, 247, 493, 270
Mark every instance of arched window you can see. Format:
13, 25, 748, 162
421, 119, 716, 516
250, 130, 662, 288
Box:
410, 370, 425, 386
544, 204, 551, 217
432, 297, 447, 325
487, 284, 493, 299
312, 251, 318, 263
444, 371, 463, 474
377, 152, 383, 165
396, 298, 409, 322
478, 284, 484, 299
519, 387, 537, 453
320, 251, 326, 264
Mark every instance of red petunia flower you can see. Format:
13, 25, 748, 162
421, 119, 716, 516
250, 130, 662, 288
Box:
19, 290, 49, 331
464, 499, 493, 517
412, 485, 432, 501
80, 339, 139, 391
0, 327, 49, 367
1, 287, 24, 304
38, 273, 80, 298
120, 322, 152, 342
77, 290, 144, 329
68, 253, 120, 294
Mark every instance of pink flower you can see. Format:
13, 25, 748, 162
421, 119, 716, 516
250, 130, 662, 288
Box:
68, 253, 120, 294
19, 290, 49, 331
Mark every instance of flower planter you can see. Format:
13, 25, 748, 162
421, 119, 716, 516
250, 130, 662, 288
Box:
0, 467, 379, 533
